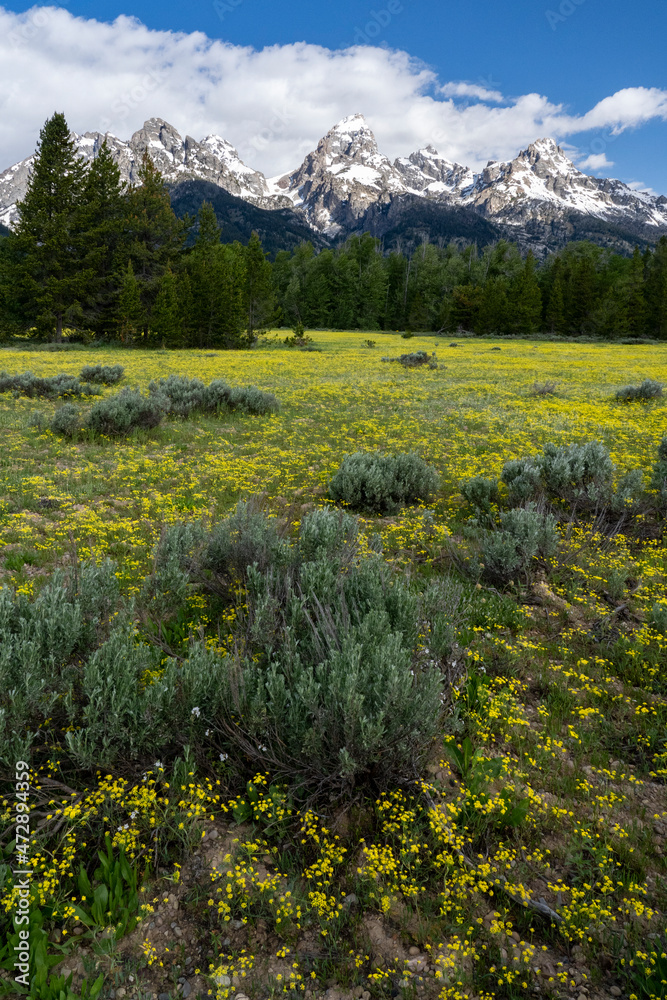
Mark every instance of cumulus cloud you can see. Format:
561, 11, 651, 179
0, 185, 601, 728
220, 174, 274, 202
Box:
576, 152, 615, 172
0, 4, 666, 184
439, 81, 505, 103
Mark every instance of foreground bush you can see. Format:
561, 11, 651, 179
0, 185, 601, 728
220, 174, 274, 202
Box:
50, 403, 81, 437
329, 450, 439, 514
381, 350, 438, 368
480, 503, 558, 585
650, 435, 667, 507
148, 375, 279, 417
0, 370, 101, 398
85, 387, 170, 436
0, 505, 459, 799
79, 364, 124, 384
615, 378, 664, 402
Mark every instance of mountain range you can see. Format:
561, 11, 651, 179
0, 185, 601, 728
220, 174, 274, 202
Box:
1, 113, 666, 255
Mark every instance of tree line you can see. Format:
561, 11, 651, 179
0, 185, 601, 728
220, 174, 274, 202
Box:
0, 113, 272, 347
0, 112, 666, 345
273, 232, 667, 339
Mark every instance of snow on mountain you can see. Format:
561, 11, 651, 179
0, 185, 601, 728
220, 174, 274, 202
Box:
0, 117, 282, 226
1, 116, 666, 244
465, 138, 667, 229
270, 113, 407, 234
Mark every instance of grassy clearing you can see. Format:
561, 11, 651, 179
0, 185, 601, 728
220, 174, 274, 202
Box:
0, 332, 666, 1000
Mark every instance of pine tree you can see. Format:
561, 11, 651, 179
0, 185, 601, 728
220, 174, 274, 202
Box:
121, 151, 188, 332
626, 246, 647, 337
566, 251, 597, 334
244, 231, 273, 337
117, 261, 145, 342
645, 236, 667, 340
81, 140, 126, 338
545, 261, 565, 333
150, 267, 183, 347
511, 251, 542, 334
12, 112, 91, 341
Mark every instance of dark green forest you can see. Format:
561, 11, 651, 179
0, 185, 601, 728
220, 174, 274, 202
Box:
1, 113, 666, 346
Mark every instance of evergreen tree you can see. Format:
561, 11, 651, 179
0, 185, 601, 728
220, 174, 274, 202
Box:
565, 248, 598, 334
511, 250, 542, 334
150, 267, 183, 347
625, 246, 647, 337
121, 151, 188, 332
545, 261, 565, 333
645, 236, 667, 340
81, 140, 126, 338
478, 277, 509, 334
244, 231, 273, 337
117, 261, 145, 342
12, 112, 92, 341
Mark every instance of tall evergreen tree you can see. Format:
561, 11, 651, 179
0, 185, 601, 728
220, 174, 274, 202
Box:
121, 151, 188, 333
151, 267, 183, 347
545, 261, 565, 334
511, 251, 542, 334
81, 140, 126, 338
12, 112, 92, 341
625, 246, 647, 337
645, 236, 667, 340
243, 231, 273, 337
117, 261, 145, 342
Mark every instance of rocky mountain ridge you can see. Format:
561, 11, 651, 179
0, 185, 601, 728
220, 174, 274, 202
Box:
1, 113, 666, 252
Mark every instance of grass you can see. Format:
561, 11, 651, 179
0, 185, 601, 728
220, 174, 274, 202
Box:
0, 330, 666, 1000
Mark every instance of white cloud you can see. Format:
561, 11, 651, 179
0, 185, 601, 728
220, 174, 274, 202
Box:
439, 81, 505, 103
0, 4, 666, 188
627, 180, 658, 197
576, 152, 615, 171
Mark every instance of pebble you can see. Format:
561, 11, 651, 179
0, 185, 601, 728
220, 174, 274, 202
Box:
182, 984, 191, 998
578, 994, 587, 1000
159, 994, 171, 1000
610, 989, 622, 998
116, 991, 125, 1000
409, 946, 420, 956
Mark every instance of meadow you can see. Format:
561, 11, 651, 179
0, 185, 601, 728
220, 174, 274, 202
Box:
0, 331, 666, 1000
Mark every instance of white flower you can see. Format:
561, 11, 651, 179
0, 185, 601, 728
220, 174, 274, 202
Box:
154, 760, 163, 769
130, 811, 137, 820
219, 753, 229, 762
191, 706, 201, 718
258, 744, 268, 753
205, 729, 211, 736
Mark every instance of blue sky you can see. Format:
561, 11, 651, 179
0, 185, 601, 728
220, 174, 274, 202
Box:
1, 0, 666, 191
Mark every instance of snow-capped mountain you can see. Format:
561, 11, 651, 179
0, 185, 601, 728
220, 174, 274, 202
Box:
1, 113, 666, 249
466, 137, 667, 230
0, 117, 288, 228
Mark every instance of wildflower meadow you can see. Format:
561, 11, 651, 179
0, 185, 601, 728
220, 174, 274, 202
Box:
0, 331, 666, 1000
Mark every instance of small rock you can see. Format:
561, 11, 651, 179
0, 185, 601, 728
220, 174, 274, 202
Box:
159, 994, 171, 1000
207, 829, 219, 841
610, 989, 622, 998
214, 976, 231, 988
578, 994, 587, 1000
409, 946, 420, 956
174, 927, 182, 938
116, 991, 126, 1000
182, 984, 192, 998
342, 893, 358, 910
234, 995, 250, 1000
72, 926, 84, 936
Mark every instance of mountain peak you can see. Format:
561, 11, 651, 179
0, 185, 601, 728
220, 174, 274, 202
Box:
330, 113, 368, 133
